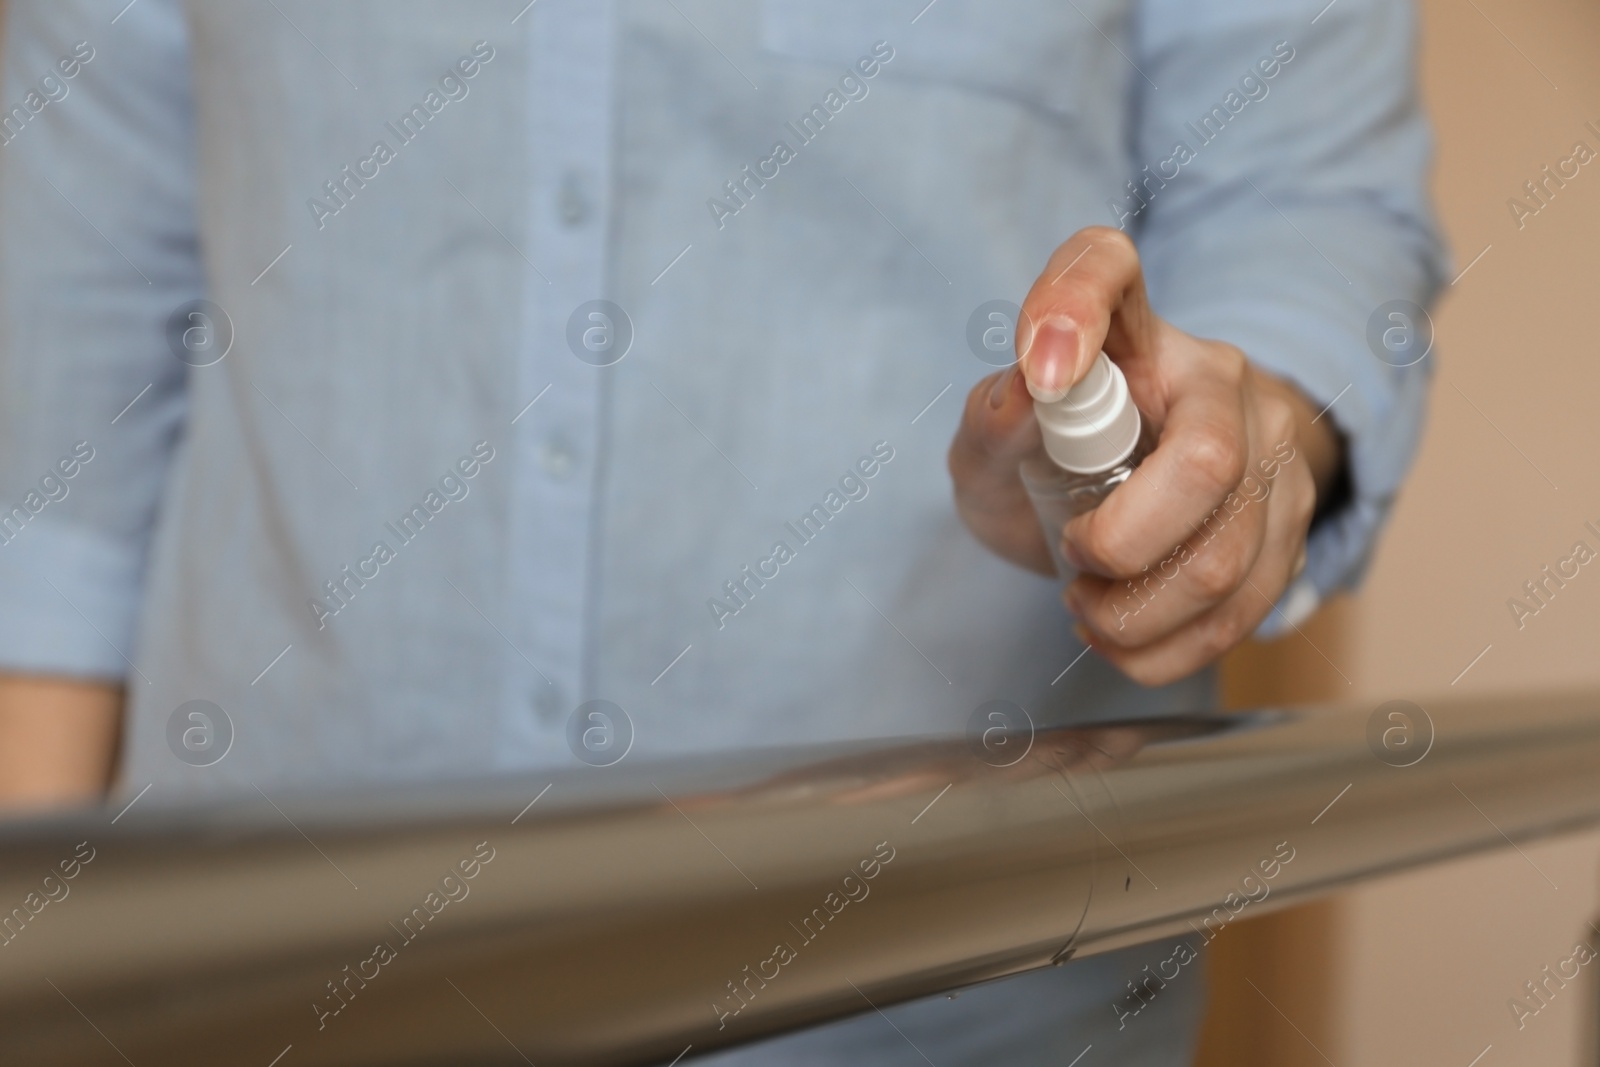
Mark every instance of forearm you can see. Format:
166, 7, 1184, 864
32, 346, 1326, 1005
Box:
0, 673, 123, 811
0, 0, 193, 816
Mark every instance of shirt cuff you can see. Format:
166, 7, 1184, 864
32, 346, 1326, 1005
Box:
0, 517, 145, 679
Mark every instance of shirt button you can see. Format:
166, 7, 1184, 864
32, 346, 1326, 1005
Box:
557, 171, 590, 227
534, 684, 564, 727
536, 436, 577, 479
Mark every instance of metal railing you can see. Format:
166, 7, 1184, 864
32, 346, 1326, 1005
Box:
2, 691, 1598, 1065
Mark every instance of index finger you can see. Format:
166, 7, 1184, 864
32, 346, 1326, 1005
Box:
1016, 228, 1161, 409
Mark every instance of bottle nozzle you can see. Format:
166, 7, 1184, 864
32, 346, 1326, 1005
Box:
1030, 352, 1142, 474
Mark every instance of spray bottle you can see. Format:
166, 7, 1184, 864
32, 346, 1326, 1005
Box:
1018, 351, 1151, 579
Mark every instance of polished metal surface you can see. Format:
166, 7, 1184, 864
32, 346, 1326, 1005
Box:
1, 692, 1597, 1066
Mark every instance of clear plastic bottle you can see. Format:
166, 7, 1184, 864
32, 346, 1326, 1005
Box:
1018, 351, 1150, 580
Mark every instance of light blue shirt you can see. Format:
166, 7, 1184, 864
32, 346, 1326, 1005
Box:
0, 1, 1442, 1063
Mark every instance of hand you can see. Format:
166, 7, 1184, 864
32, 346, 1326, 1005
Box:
949, 228, 1345, 686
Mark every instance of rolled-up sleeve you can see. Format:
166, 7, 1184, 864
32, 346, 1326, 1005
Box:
0, 0, 197, 678
1129, 0, 1447, 635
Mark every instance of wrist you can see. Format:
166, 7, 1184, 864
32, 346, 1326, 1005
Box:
1253, 365, 1348, 511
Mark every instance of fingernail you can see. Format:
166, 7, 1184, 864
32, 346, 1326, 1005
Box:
1025, 317, 1079, 403
988, 365, 1016, 409
1072, 622, 1095, 648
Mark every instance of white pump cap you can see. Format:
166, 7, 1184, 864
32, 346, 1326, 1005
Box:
1028, 351, 1142, 474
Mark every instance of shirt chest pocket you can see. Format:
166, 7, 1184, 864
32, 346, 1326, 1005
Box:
757, 0, 1127, 125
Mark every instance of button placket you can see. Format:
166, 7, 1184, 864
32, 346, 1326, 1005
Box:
558, 169, 592, 227
506, 0, 615, 747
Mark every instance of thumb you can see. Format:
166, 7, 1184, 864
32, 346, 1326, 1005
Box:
954, 364, 1040, 470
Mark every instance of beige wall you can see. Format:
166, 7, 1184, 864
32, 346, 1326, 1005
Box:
1338, 0, 1600, 1061
1205, 1, 1600, 1064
